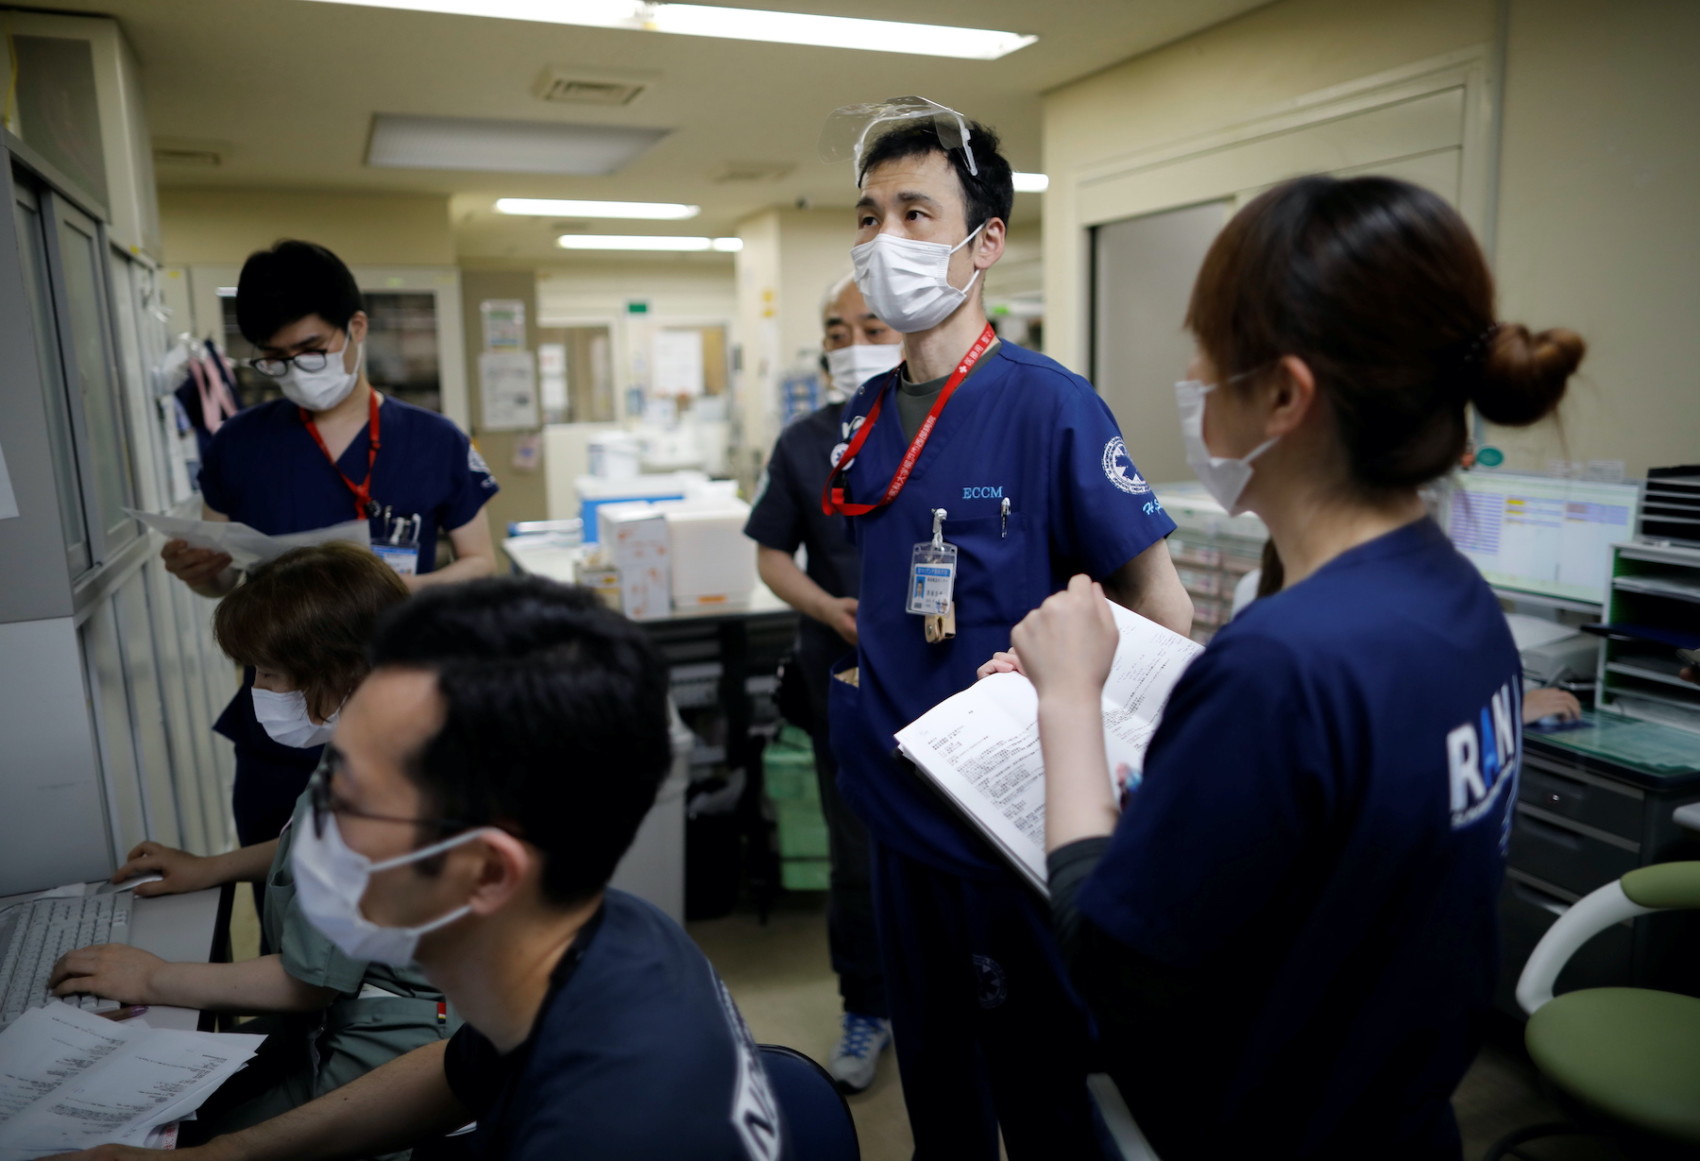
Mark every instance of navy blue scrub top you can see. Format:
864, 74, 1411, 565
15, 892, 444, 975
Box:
744, 400, 860, 711
444, 890, 788, 1160
200, 394, 499, 842
1078, 518, 1523, 1150
832, 341, 1175, 877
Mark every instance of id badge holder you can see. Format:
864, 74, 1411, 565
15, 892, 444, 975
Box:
907, 509, 958, 642
373, 541, 419, 577
906, 541, 957, 616
372, 513, 422, 578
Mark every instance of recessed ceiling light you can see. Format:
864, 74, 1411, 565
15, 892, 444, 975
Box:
1012, 172, 1049, 193
300, 0, 1036, 60
368, 114, 667, 175
556, 235, 743, 252
496, 198, 700, 220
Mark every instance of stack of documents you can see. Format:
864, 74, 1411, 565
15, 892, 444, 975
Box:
897, 602, 1202, 894
127, 509, 370, 568
0, 1003, 264, 1159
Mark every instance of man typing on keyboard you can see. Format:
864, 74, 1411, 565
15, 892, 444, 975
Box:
40, 577, 785, 1161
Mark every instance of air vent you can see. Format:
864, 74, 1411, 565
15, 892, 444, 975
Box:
710, 161, 794, 184
534, 66, 652, 106
152, 137, 226, 166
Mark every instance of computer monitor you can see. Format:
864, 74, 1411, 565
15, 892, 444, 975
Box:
1444, 473, 1641, 605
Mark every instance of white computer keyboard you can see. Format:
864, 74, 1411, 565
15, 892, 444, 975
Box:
0, 891, 131, 1029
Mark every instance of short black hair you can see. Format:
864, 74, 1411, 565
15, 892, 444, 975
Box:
369, 576, 673, 908
859, 117, 1014, 234
235, 239, 364, 346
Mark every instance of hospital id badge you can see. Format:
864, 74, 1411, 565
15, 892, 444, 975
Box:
906, 541, 958, 616
372, 543, 419, 577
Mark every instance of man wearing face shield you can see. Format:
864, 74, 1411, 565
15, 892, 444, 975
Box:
817, 99, 1192, 1158
159, 240, 500, 854
743, 274, 901, 1092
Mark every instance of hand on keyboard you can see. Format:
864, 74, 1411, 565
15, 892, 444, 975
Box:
113, 841, 219, 897
49, 942, 167, 1008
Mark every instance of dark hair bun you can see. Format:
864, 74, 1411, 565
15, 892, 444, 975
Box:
1473, 323, 1585, 427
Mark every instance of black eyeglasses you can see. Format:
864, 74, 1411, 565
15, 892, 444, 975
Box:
250, 340, 345, 379
307, 761, 472, 841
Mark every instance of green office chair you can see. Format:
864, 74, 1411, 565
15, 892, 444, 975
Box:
1486, 861, 1700, 1160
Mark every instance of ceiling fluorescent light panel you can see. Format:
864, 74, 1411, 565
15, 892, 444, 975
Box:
302, 0, 1036, 60
496, 198, 699, 220
368, 114, 667, 175
556, 235, 742, 252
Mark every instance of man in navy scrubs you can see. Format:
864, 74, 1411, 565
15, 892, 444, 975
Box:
821, 100, 1192, 1157
49, 579, 787, 1161
161, 240, 498, 848
744, 274, 902, 1091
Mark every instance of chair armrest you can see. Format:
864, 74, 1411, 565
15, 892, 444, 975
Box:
1622, 861, 1700, 910
1516, 880, 1652, 1015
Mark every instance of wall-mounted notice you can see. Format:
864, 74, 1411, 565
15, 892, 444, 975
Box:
538, 342, 568, 418
478, 351, 539, 431
653, 329, 704, 397
479, 299, 526, 351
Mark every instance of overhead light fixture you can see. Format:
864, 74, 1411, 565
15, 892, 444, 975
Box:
1012, 172, 1049, 193
368, 113, 667, 175
556, 235, 743, 252
301, 0, 1037, 60
496, 198, 700, 220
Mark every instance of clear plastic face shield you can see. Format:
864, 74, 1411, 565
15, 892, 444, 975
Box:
819, 96, 978, 185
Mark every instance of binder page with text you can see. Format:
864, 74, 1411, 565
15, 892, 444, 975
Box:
896, 601, 1202, 893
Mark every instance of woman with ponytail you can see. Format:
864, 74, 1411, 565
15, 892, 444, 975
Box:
1000, 175, 1583, 1159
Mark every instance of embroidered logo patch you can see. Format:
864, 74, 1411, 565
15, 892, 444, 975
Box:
1101, 438, 1151, 495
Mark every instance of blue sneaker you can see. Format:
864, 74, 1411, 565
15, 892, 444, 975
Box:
828, 1012, 891, 1093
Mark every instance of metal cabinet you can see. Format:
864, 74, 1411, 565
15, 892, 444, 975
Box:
1496, 733, 1700, 1016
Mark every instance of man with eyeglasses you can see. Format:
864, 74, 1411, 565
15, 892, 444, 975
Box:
160, 240, 499, 850
47, 578, 789, 1161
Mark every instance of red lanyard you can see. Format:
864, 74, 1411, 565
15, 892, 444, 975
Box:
301, 391, 380, 519
821, 324, 996, 517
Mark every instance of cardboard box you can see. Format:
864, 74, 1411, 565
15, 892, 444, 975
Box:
602, 506, 672, 620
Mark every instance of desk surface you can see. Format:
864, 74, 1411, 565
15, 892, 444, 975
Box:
1526, 711, 1700, 785
502, 537, 794, 624
0, 884, 224, 1033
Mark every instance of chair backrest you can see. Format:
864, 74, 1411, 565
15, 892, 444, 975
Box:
759, 1044, 859, 1161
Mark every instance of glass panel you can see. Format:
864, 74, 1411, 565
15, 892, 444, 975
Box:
54, 205, 136, 548
11, 36, 109, 207
13, 182, 91, 574
536, 325, 616, 423
217, 289, 444, 413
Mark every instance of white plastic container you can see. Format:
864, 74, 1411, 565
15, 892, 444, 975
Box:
608, 707, 693, 923
576, 471, 707, 543
656, 499, 756, 610
586, 432, 644, 480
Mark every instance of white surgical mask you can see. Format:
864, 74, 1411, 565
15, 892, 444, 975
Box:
825, 342, 903, 401
1175, 378, 1278, 516
851, 222, 985, 335
252, 687, 339, 749
279, 338, 362, 411
291, 813, 489, 966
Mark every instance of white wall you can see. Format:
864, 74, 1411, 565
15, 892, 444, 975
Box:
1042, 0, 1697, 481
1486, 0, 1700, 477
535, 258, 736, 323
1043, 0, 1495, 377
732, 208, 858, 484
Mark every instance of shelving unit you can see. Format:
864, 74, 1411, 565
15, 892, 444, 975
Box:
1157, 481, 1269, 644
1595, 541, 1700, 732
